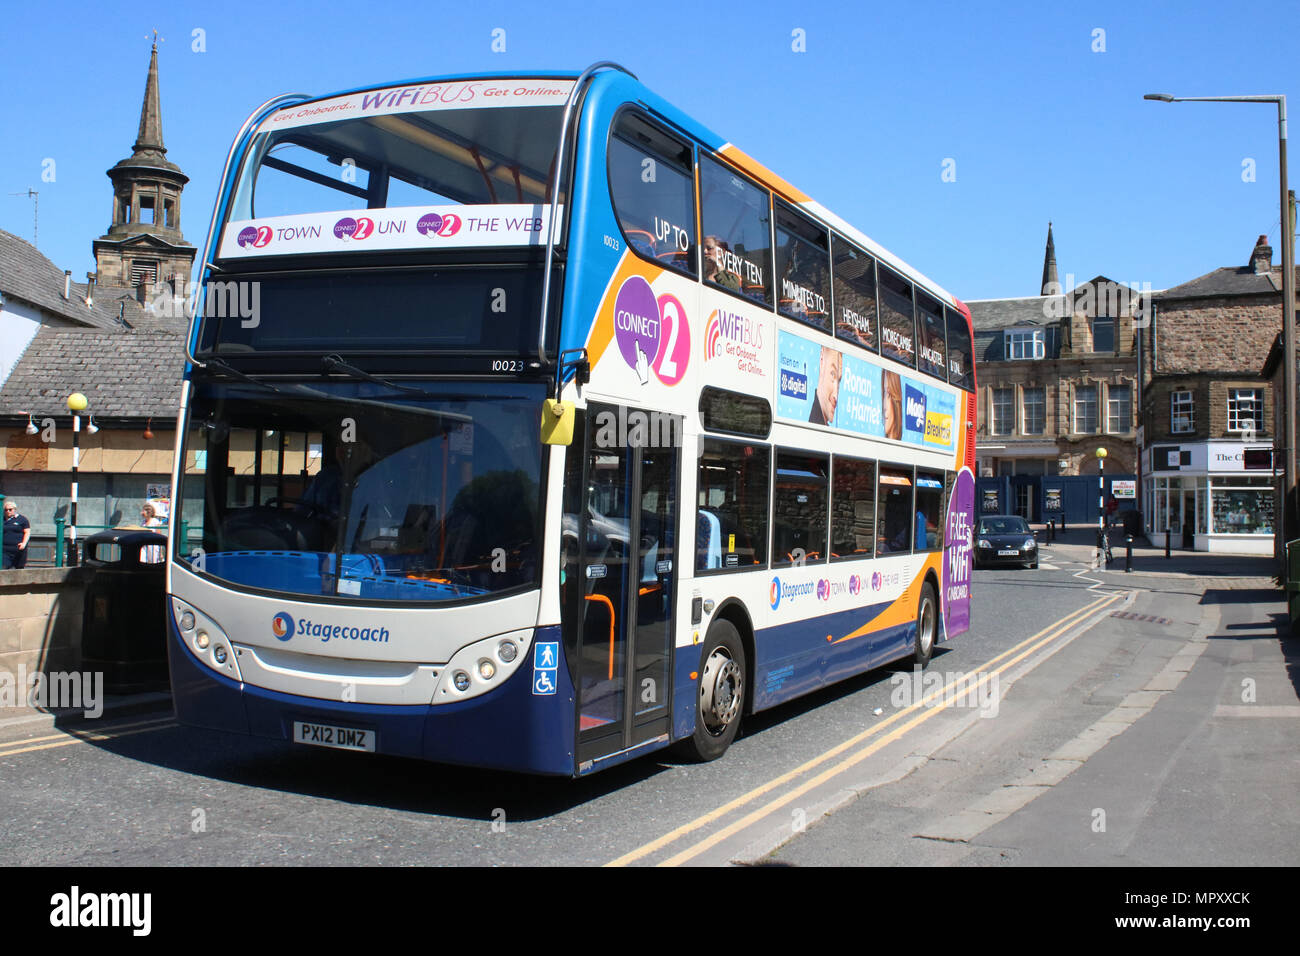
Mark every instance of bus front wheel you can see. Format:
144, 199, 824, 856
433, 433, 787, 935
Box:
914, 581, 937, 669
680, 620, 746, 762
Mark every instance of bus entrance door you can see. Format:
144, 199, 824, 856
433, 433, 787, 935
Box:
575, 404, 681, 769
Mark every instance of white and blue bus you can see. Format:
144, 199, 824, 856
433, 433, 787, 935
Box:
169, 65, 978, 775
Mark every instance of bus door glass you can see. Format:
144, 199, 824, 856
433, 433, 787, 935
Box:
576, 404, 679, 765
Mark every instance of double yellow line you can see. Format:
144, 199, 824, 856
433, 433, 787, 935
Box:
607, 589, 1127, 867
0, 715, 176, 758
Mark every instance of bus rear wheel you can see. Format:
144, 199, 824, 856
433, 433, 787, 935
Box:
679, 620, 745, 762
914, 581, 937, 668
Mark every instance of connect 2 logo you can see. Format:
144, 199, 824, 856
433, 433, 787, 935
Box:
272, 612, 295, 642
416, 212, 463, 237
816, 578, 831, 601
611, 275, 691, 387
849, 574, 862, 596
237, 225, 272, 248
333, 217, 376, 240
871, 571, 883, 591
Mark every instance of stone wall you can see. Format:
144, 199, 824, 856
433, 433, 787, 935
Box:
0, 567, 89, 679
1153, 294, 1281, 375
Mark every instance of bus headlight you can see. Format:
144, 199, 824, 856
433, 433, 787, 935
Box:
433, 628, 534, 704
170, 597, 242, 682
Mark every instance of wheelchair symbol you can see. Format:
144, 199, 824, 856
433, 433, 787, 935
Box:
533, 670, 556, 695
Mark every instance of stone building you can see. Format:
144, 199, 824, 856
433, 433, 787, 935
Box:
0, 44, 190, 564
966, 225, 1142, 521
1139, 235, 1295, 555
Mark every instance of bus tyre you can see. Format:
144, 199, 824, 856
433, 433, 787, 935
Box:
681, 620, 746, 762
914, 581, 937, 669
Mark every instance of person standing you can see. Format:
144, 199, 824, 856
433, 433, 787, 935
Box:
3, 500, 32, 569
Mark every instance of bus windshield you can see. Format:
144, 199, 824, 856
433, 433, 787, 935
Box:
177, 379, 545, 604
219, 79, 573, 259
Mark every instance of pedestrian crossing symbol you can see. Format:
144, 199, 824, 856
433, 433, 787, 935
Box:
533, 641, 559, 696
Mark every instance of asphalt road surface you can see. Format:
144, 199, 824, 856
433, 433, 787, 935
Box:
2, 541, 1293, 867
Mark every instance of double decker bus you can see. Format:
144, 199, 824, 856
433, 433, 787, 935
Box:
168, 64, 977, 776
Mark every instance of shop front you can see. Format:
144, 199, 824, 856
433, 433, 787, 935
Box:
1142, 441, 1275, 554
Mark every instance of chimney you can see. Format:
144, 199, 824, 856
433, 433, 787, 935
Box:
1250, 235, 1273, 274
63, 270, 71, 299
85, 272, 96, 307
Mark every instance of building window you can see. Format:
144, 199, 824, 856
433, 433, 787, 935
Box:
1107, 384, 1132, 434
1171, 390, 1195, 433
1022, 387, 1046, 434
1227, 389, 1263, 434
1004, 328, 1045, 360
1091, 317, 1114, 352
991, 387, 1015, 435
1073, 384, 1098, 434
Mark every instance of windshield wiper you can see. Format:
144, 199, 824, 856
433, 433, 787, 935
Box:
201, 357, 284, 394
322, 354, 424, 395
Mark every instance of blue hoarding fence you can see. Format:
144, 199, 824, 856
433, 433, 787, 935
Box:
975, 474, 1138, 527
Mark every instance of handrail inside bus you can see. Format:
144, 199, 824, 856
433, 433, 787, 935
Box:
537, 61, 637, 371
186, 92, 311, 372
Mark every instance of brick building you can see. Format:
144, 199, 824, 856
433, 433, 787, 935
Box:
1139, 235, 1295, 555
967, 225, 1142, 521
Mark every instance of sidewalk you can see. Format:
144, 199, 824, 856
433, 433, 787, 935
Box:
773, 537, 1300, 866
1032, 525, 1280, 586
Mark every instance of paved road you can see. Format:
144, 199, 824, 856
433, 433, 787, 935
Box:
1, 538, 1293, 867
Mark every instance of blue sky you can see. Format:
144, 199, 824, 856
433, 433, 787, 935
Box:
1, 0, 1295, 300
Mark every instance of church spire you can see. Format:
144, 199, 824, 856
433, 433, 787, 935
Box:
93, 37, 195, 293
133, 37, 165, 159
1040, 222, 1059, 295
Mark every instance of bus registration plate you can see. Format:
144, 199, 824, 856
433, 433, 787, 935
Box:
293, 721, 375, 752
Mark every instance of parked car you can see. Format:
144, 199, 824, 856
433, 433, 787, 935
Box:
975, 515, 1038, 569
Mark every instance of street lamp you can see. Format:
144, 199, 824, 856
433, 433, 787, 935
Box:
1096, 446, 1108, 565
1144, 92, 1295, 566
66, 392, 87, 566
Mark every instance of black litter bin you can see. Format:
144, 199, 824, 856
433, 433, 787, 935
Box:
81, 529, 169, 694
1121, 509, 1142, 537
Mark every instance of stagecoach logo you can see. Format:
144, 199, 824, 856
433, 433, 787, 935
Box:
415, 212, 463, 237
272, 612, 295, 641
333, 216, 376, 240
769, 575, 817, 610
237, 225, 272, 249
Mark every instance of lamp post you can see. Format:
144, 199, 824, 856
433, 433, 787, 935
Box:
1144, 92, 1294, 567
1096, 446, 1108, 564
66, 392, 88, 567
